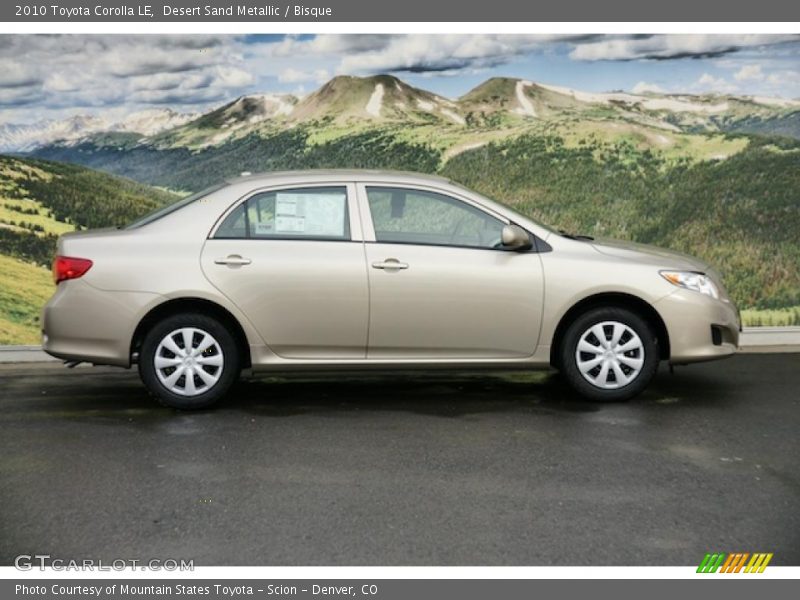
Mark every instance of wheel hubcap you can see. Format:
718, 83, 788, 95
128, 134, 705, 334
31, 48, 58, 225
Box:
154, 327, 224, 397
575, 321, 644, 390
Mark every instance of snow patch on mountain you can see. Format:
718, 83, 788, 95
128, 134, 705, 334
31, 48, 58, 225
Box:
260, 94, 295, 117
441, 108, 465, 125
114, 108, 196, 135
641, 97, 729, 114
0, 108, 196, 152
537, 83, 729, 114
747, 96, 800, 108
366, 83, 384, 117
0, 116, 107, 152
513, 80, 537, 117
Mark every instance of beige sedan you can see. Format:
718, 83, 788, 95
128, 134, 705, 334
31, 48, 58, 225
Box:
42, 170, 740, 409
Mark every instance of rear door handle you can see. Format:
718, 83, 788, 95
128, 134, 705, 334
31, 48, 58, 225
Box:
372, 258, 408, 270
215, 255, 252, 266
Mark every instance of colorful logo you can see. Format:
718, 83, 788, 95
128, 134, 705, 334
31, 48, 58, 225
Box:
697, 553, 773, 573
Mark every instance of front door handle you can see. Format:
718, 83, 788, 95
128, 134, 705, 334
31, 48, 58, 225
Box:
372, 258, 409, 270
214, 254, 252, 266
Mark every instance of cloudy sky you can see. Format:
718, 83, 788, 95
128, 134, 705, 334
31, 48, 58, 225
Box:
1, 34, 800, 124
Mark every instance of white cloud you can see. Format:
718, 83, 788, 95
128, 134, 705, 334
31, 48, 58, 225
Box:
0, 35, 258, 117
694, 73, 739, 94
632, 82, 665, 94
570, 34, 798, 61
264, 34, 586, 75
2, 34, 800, 126
766, 70, 800, 84
267, 34, 394, 58
734, 64, 765, 81
262, 34, 800, 82
0, 86, 44, 107
278, 68, 330, 84
337, 35, 546, 73
212, 66, 255, 88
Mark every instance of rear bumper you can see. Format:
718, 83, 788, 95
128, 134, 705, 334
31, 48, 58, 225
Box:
41, 280, 160, 367
654, 289, 740, 364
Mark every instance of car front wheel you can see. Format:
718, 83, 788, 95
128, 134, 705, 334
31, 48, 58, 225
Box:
558, 306, 659, 402
139, 313, 240, 409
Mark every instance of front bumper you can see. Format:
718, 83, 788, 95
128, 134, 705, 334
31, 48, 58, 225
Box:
654, 288, 740, 364
41, 279, 160, 367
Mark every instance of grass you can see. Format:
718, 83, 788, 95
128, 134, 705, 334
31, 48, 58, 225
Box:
741, 306, 800, 327
556, 120, 750, 163
0, 254, 54, 345
0, 198, 74, 235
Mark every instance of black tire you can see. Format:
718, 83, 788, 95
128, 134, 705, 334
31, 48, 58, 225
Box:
138, 312, 240, 409
558, 306, 659, 402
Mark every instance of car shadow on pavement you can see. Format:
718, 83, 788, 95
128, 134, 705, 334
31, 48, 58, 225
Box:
1, 360, 740, 422
223, 362, 738, 418
226, 369, 600, 418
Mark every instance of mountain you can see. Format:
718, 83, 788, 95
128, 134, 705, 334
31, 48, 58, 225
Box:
0, 115, 108, 153
0, 155, 176, 344
290, 74, 464, 124
18, 74, 800, 157
110, 108, 198, 135
12, 74, 800, 154
0, 108, 196, 153
32, 74, 800, 189
153, 95, 297, 148
144, 75, 469, 149
21, 75, 800, 319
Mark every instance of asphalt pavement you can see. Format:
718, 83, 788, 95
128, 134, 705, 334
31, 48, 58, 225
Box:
0, 354, 798, 566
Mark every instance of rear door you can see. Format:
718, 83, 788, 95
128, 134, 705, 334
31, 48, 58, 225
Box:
201, 183, 369, 359
358, 183, 544, 360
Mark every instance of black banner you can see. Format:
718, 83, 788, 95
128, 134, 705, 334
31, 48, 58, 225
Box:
3, 0, 800, 22
3, 579, 797, 600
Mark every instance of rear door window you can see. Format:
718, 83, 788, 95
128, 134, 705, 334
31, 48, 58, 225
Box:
215, 186, 350, 241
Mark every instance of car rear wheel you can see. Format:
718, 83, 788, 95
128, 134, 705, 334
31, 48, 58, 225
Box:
139, 313, 240, 409
558, 306, 659, 402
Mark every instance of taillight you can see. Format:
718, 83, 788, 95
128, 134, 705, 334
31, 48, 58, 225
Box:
53, 256, 93, 284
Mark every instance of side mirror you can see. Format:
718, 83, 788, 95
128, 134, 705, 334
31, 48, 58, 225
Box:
501, 224, 533, 251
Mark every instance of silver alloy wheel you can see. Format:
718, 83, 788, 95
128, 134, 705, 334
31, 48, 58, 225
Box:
154, 327, 224, 396
575, 321, 645, 390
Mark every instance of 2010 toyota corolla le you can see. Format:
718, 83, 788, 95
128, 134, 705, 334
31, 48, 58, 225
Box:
42, 170, 740, 409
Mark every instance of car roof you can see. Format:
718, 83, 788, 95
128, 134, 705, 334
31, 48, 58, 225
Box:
225, 169, 453, 186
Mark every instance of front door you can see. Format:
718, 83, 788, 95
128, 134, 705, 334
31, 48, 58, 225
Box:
360, 185, 544, 360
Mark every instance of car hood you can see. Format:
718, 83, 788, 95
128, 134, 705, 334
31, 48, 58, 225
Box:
588, 237, 710, 271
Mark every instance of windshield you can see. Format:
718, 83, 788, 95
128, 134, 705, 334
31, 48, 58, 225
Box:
125, 184, 225, 229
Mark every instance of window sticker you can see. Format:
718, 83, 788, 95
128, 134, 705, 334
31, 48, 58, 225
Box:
275, 192, 345, 236
275, 216, 305, 233
254, 221, 274, 235
276, 196, 298, 216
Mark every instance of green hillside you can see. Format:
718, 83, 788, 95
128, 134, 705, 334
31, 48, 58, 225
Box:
442, 134, 800, 312
0, 254, 52, 345
0, 155, 175, 343
23, 74, 800, 328
31, 126, 800, 321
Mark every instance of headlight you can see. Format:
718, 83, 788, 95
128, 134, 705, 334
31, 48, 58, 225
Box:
660, 271, 719, 299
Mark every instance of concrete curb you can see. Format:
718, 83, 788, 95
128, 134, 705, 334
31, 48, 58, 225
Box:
736, 326, 800, 354
1, 327, 798, 364
0, 345, 57, 363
